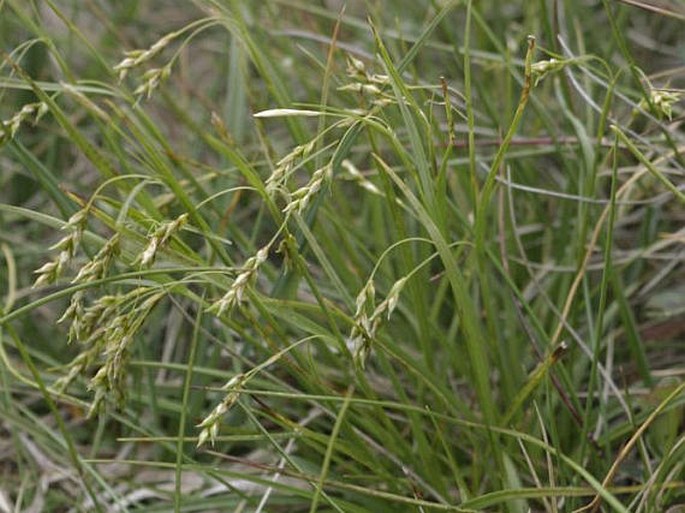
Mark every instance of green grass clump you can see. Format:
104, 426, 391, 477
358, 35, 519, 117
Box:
1, 1, 684, 511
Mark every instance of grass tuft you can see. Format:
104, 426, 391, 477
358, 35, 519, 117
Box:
1, 1, 684, 511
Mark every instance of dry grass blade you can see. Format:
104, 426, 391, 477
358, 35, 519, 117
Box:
616, 0, 685, 20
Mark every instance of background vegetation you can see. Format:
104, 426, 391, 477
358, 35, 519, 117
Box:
0, 0, 684, 511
